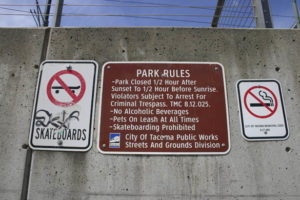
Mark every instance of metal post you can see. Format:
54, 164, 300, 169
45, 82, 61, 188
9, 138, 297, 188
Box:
252, 0, 273, 28
211, 0, 225, 27
43, 0, 52, 27
52, 0, 64, 27
292, 0, 300, 28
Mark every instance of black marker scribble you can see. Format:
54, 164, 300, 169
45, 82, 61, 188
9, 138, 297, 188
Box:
35, 109, 80, 129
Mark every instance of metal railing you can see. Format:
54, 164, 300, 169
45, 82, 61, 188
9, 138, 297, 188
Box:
0, 0, 299, 28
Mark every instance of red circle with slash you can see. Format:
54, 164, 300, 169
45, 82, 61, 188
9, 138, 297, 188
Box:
244, 86, 278, 118
47, 70, 86, 107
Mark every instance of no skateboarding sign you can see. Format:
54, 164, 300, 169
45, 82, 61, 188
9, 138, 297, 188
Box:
29, 60, 98, 151
237, 80, 288, 141
47, 69, 86, 107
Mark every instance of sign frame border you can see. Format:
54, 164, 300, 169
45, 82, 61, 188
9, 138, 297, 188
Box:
97, 61, 231, 155
29, 60, 98, 152
236, 79, 289, 141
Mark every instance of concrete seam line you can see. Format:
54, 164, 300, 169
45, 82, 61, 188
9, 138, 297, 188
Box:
20, 149, 32, 200
40, 28, 52, 63
20, 27, 51, 200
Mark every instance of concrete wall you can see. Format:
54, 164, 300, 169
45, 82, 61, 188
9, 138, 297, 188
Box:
0, 28, 299, 200
0, 28, 46, 200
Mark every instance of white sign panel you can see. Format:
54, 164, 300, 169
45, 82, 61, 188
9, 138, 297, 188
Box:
237, 80, 288, 141
29, 60, 98, 151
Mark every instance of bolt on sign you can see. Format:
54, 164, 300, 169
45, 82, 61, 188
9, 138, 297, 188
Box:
98, 62, 230, 155
29, 60, 98, 151
236, 80, 289, 141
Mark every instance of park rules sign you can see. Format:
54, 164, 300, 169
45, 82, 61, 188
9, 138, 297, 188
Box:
98, 62, 230, 155
29, 60, 98, 151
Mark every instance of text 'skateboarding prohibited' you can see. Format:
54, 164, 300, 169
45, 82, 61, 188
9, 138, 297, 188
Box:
237, 80, 288, 141
29, 60, 98, 151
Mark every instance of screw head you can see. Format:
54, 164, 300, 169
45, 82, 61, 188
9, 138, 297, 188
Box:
215, 67, 219, 71
103, 144, 106, 148
58, 140, 63, 146
107, 66, 111, 70
67, 65, 72, 70
222, 143, 226, 147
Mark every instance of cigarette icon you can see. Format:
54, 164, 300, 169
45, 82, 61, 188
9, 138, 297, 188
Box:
250, 90, 274, 107
250, 103, 272, 107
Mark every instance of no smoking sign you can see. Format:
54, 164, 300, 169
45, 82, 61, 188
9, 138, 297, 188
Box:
237, 80, 288, 141
244, 85, 278, 119
29, 61, 98, 151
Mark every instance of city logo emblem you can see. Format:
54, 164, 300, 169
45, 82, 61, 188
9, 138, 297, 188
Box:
109, 133, 120, 148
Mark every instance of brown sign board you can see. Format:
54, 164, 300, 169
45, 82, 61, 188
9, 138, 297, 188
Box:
98, 62, 230, 155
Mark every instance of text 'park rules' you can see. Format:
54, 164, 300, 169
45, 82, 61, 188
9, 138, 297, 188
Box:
98, 62, 230, 155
